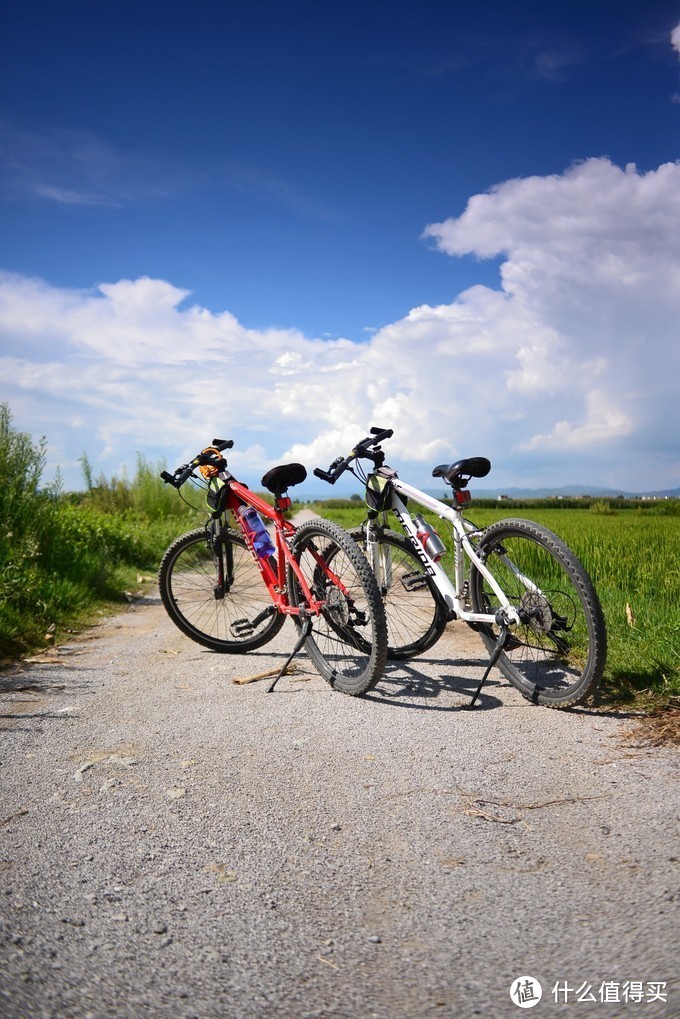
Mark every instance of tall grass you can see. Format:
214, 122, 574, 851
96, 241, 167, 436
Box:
0, 405, 202, 659
313, 499, 680, 703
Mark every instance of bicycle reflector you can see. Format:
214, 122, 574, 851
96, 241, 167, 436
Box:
455, 490, 471, 505
198, 447, 222, 479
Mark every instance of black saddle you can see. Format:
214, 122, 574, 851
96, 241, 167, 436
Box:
432, 457, 491, 489
261, 463, 307, 497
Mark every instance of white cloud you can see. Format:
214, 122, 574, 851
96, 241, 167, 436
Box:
521, 390, 633, 450
1, 157, 679, 493
672, 22, 680, 56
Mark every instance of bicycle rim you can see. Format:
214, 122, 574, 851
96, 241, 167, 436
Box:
158, 527, 285, 652
288, 520, 388, 695
470, 519, 606, 708
349, 527, 446, 660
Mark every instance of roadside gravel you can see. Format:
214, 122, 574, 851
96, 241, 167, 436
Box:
0, 593, 677, 1019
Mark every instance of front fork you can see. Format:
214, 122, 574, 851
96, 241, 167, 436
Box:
207, 518, 234, 599
364, 516, 391, 593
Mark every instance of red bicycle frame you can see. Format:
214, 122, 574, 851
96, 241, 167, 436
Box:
222, 479, 349, 618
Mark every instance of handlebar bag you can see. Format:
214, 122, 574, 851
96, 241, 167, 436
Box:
365, 468, 398, 514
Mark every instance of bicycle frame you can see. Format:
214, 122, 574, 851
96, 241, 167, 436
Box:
366, 474, 522, 627
212, 476, 348, 620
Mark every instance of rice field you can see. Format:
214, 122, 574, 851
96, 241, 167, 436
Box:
314, 501, 680, 704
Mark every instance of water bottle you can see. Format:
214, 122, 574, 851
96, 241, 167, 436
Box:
237, 506, 275, 559
413, 514, 447, 562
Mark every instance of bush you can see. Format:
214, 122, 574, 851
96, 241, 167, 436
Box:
0, 404, 203, 659
590, 499, 617, 516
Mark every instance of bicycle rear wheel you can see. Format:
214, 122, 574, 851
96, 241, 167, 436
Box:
469, 518, 606, 708
159, 526, 285, 652
349, 526, 447, 660
288, 520, 388, 695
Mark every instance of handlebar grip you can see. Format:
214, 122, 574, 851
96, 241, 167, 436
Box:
313, 467, 336, 484
211, 438, 234, 451
369, 426, 394, 442
160, 470, 175, 485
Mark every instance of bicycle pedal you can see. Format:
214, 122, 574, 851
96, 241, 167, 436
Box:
401, 571, 428, 592
231, 618, 254, 637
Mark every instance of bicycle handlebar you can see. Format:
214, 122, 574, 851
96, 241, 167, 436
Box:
161, 438, 234, 488
313, 426, 394, 485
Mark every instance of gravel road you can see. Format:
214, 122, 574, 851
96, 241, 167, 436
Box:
0, 591, 677, 1019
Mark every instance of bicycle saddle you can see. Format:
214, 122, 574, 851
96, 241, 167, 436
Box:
261, 463, 307, 496
432, 457, 491, 488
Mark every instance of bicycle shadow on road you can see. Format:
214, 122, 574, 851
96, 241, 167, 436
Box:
365, 656, 504, 712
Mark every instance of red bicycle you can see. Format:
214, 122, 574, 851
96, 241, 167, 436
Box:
159, 440, 387, 695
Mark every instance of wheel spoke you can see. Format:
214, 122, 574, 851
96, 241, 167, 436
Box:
470, 519, 606, 708
289, 520, 387, 695
349, 528, 446, 660
159, 528, 285, 652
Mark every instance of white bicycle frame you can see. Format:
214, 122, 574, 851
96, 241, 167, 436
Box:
365, 474, 523, 627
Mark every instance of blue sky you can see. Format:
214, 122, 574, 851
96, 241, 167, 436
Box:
1, 0, 679, 495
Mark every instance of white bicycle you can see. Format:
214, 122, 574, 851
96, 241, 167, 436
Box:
314, 428, 607, 709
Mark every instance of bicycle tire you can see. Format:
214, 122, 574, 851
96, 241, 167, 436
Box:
288, 519, 388, 695
159, 527, 285, 652
469, 518, 607, 708
348, 526, 447, 660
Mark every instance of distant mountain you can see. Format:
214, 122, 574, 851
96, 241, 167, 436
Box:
307, 483, 680, 503
455, 484, 680, 500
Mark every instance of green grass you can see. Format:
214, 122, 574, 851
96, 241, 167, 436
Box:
312, 500, 680, 708
0, 405, 205, 660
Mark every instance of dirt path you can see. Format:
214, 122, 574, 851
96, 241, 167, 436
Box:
0, 596, 677, 1019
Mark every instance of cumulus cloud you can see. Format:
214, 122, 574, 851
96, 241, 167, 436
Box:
672, 22, 680, 56
1, 157, 679, 492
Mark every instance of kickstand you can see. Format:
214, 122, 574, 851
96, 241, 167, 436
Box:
266, 615, 313, 692
467, 622, 508, 709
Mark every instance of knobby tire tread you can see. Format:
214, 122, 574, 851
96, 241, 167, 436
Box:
289, 519, 388, 696
469, 518, 606, 708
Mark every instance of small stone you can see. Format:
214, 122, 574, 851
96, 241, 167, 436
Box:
330, 823, 342, 832
153, 922, 168, 934
165, 787, 186, 801
368, 935, 382, 944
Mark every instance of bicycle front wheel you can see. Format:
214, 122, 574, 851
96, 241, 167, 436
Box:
349, 527, 447, 660
159, 527, 285, 652
469, 518, 606, 708
288, 520, 388, 696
